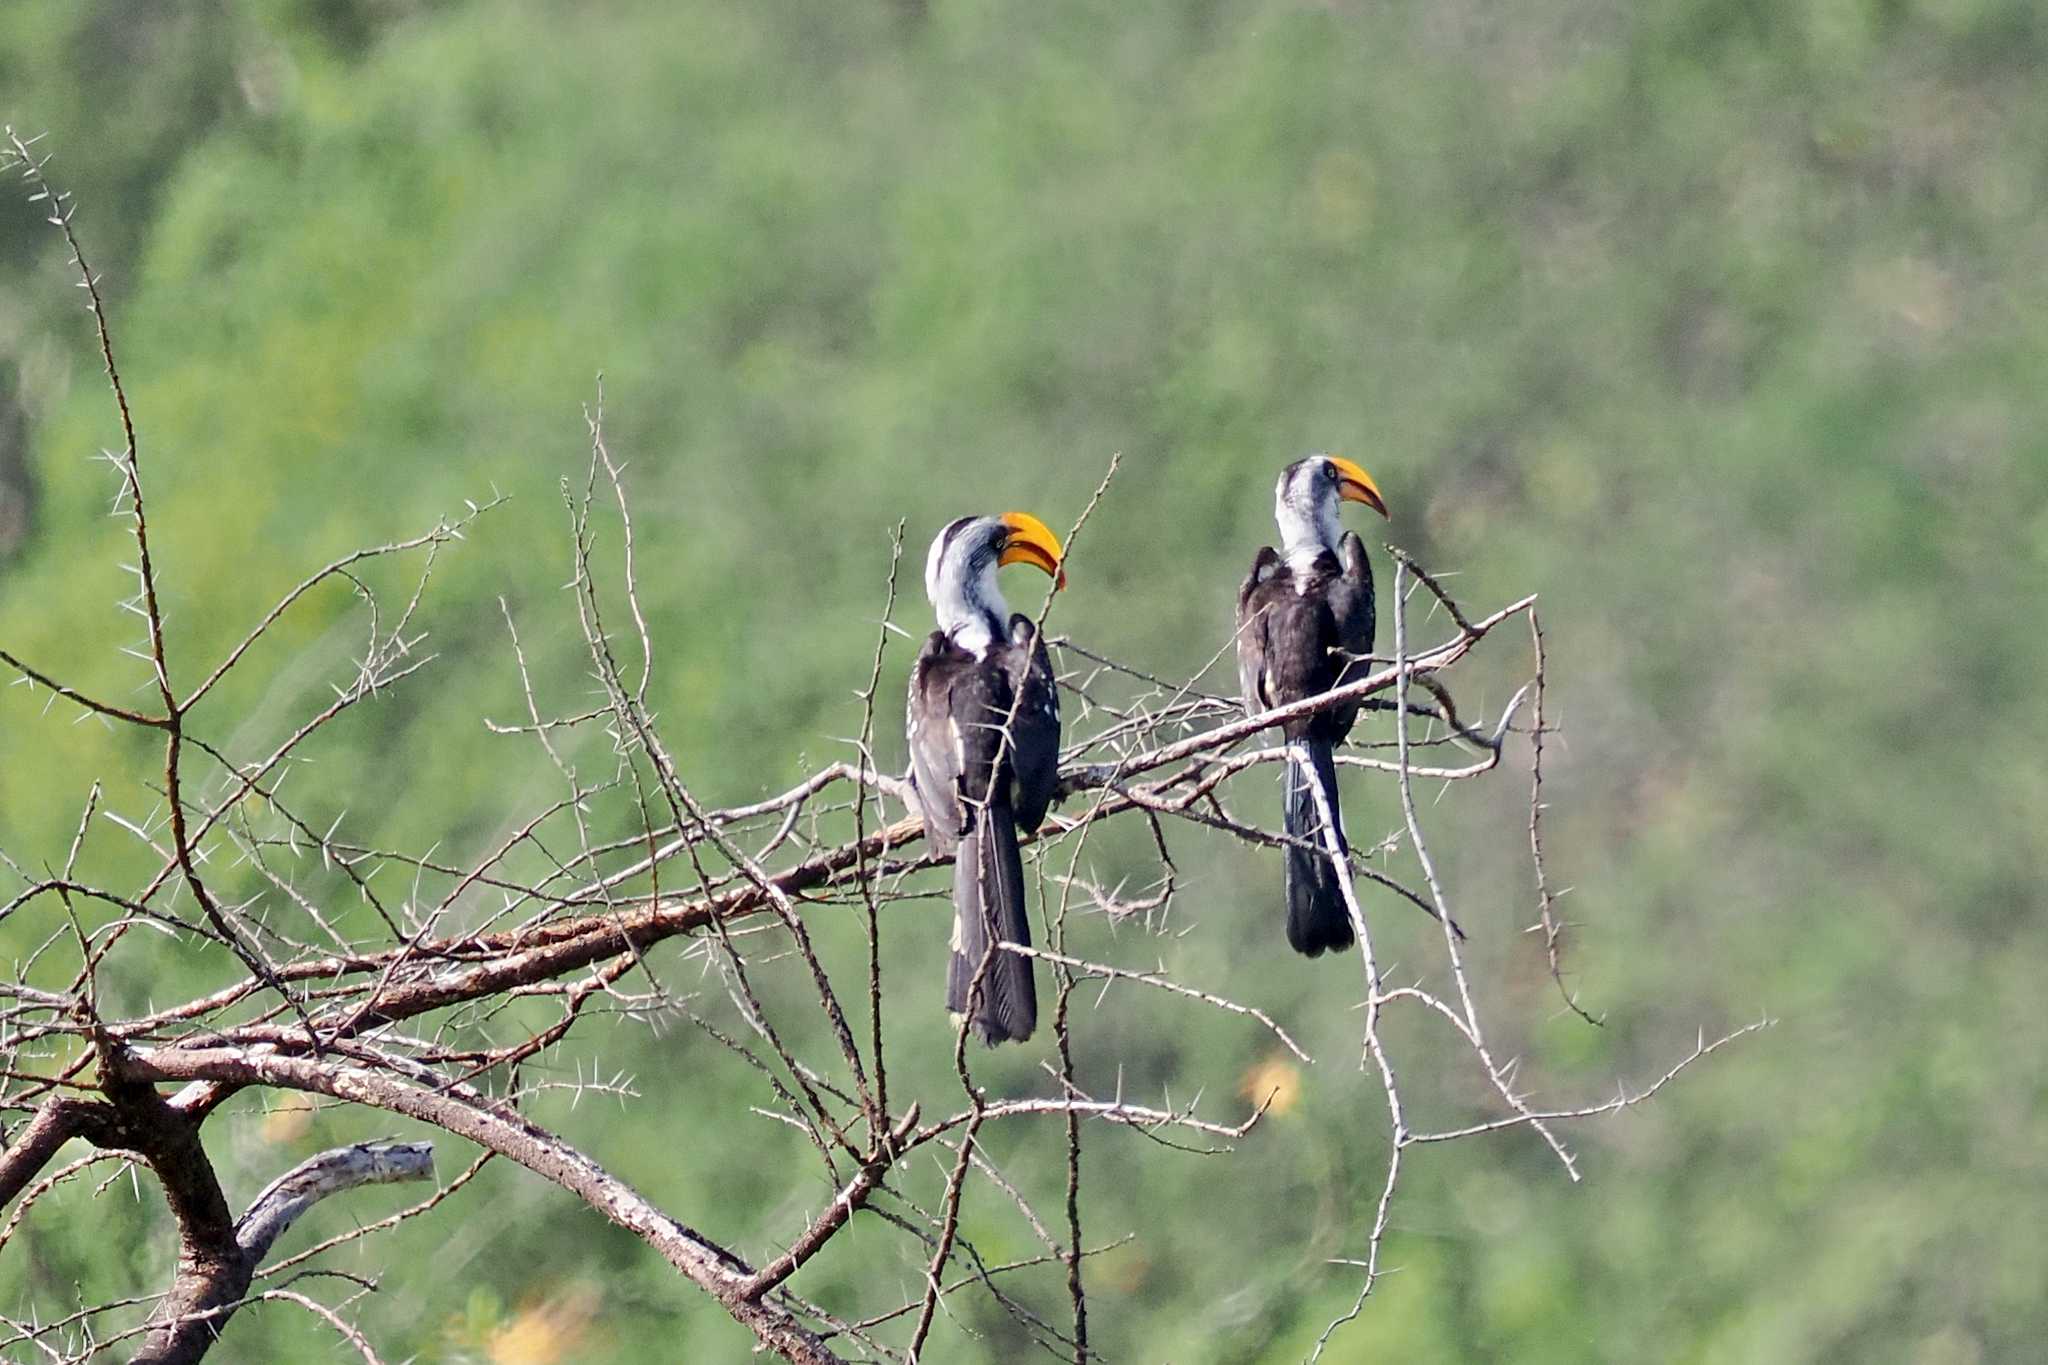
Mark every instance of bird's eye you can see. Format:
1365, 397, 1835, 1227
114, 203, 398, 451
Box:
1322, 462, 1339, 482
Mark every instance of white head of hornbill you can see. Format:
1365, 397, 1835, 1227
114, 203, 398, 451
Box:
907, 512, 1066, 1045
1234, 455, 1389, 956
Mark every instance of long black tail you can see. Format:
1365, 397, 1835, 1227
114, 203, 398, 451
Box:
1283, 739, 1355, 956
946, 802, 1038, 1044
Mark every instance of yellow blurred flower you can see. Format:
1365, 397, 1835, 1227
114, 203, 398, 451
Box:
258, 1101, 315, 1145
488, 1284, 601, 1365
1239, 1055, 1302, 1116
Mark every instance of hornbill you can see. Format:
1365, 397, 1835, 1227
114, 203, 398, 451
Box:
1235, 454, 1390, 956
907, 512, 1065, 1045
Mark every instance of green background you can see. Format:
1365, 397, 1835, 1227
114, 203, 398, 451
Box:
2, 1, 2044, 1360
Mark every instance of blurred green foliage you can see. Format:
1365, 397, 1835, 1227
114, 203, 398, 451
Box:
3, 0, 2046, 1360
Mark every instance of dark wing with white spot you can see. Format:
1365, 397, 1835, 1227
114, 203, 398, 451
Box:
1236, 546, 1283, 717
906, 631, 969, 856
1326, 529, 1378, 696
1002, 615, 1061, 836
1246, 555, 1345, 740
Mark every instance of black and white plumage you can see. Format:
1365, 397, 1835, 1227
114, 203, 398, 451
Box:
1235, 454, 1389, 956
907, 512, 1065, 1045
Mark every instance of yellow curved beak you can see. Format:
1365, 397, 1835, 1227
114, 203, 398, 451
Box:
997, 511, 1067, 589
1328, 456, 1389, 518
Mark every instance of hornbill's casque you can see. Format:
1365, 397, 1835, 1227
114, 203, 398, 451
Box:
1235, 455, 1390, 956
908, 512, 1065, 1045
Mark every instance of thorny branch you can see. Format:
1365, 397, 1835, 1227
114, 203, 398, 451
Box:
0, 138, 1763, 1365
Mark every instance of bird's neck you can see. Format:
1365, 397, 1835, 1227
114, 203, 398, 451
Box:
1269, 493, 1335, 573
936, 572, 1007, 657
1277, 504, 1339, 577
